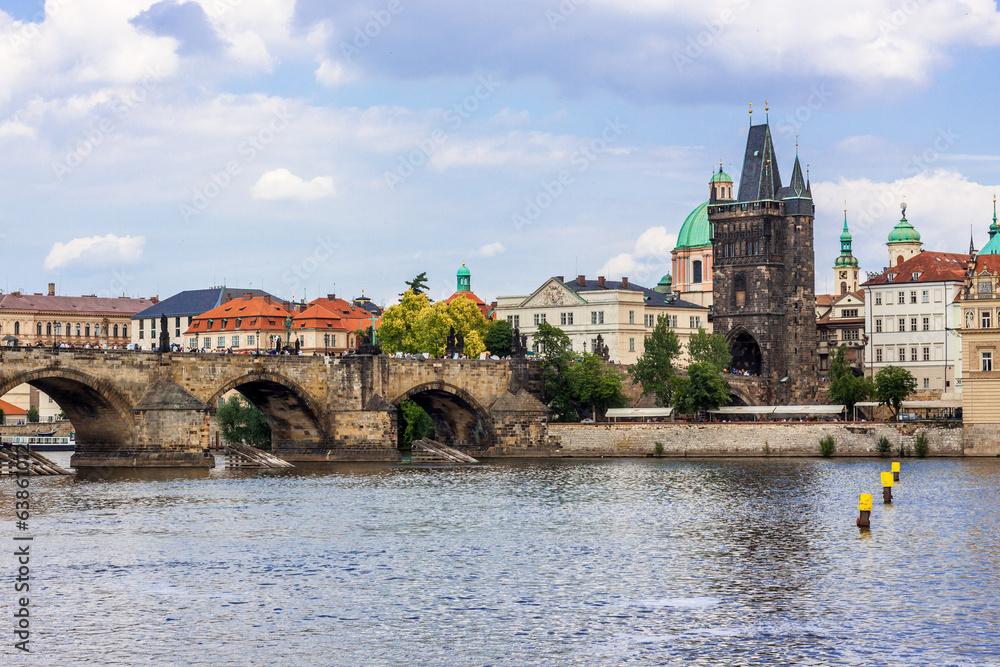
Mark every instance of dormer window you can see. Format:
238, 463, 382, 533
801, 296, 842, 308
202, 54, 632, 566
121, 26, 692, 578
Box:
912, 272, 922, 280
207, 319, 214, 329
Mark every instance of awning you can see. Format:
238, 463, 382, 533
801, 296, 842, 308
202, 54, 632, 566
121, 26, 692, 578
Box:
709, 405, 845, 415
855, 400, 962, 409
606, 407, 674, 419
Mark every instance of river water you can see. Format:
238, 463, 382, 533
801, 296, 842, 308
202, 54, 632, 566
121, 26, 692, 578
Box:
3, 454, 1000, 665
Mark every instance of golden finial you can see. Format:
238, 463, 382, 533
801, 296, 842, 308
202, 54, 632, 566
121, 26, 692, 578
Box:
844, 199, 847, 213
748, 102, 752, 123
765, 99, 769, 112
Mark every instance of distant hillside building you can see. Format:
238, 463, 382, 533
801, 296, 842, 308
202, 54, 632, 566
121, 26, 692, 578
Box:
707, 118, 819, 403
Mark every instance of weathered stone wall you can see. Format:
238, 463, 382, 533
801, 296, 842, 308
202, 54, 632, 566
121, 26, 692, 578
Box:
549, 422, 966, 457
963, 424, 1000, 457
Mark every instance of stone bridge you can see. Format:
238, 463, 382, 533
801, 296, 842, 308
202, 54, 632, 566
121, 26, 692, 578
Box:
0, 349, 549, 468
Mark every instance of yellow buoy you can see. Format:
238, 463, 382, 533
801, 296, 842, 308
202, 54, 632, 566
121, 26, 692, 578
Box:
858, 494, 873, 512
881, 472, 894, 487
891, 462, 900, 472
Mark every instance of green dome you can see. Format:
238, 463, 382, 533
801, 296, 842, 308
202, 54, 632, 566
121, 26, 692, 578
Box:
888, 217, 921, 244
675, 201, 711, 250
457, 264, 471, 277
840, 227, 853, 243
981, 231, 1000, 255
834, 255, 860, 268
659, 273, 672, 285
710, 170, 732, 184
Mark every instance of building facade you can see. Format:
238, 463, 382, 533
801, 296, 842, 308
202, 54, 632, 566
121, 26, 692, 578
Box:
184, 294, 293, 351
494, 275, 708, 365
290, 295, 380, 354
707, 119, 819, 402
670, 168, 731, 307
862, 216, 968, 397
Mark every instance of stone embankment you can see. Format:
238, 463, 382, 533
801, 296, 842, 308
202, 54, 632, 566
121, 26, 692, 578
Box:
547, 422, 982, 457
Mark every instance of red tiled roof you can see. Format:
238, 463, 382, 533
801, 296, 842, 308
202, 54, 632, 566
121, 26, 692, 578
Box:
973, 254, 1000, 275
292, 300, 380, 332
816, 294, 834, 307
862, 251, 969, 286
0, 398, 26, 415
0, 293, 153, 315
184, 296, 291, 334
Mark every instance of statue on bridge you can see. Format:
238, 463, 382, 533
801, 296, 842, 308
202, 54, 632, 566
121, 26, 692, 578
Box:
594, 334, 610, 362
159, 314, 170, 353
356, 326, 382, 356
511, 327, 527, 359
446, 326, 457, 357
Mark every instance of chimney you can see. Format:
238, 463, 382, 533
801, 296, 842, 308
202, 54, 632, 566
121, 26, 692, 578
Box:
597, 276, 605, 288
621, 277, 629, 289
283, 301, 290, 311
556, 276, 564, 283
225, 292, 233, 303
48, 282, 55, 296
150, 296, 159, 304
491, 301, 497, 309
327, 294, 336, 301
243, 292, 253, 300
577, 275, 585, 286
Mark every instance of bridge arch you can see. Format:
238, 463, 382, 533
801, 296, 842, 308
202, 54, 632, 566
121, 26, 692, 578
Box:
390, 381, 493, 450
0, 367, 136, 448
207, 372, 328, 449
726, 326, 763, 377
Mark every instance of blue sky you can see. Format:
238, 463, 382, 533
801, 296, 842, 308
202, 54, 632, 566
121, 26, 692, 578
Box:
2, 0, 1000, 307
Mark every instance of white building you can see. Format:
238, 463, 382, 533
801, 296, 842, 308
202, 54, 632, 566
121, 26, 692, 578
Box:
862, 222, 968, 397
494, 275, 709, 365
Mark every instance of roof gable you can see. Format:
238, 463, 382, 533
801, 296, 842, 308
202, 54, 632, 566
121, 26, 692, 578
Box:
520, 278, 587, 308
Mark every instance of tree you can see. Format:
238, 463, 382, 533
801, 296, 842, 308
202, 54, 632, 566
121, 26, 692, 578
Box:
416, 301, 456, 357
874, 365, 917, 420
464, 329, 486, 358
216, 396, 271, 449
827, 346, 873, 414
445, 297, 489, 342
378, 290, 431, 353
568, 352, 628, 421
532, 321, 571, 360
0, 407, 5, 425
673, 362, 732, 416
399, 399, 435, 447
629, 317, 682, 406
484, 319, 513, 357
687, 328, 732, 371
404, 272, 429, 296
26, 406, 39, 423
533, 322, 577, 421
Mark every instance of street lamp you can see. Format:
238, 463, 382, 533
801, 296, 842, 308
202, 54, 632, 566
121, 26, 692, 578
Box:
256, 328, 260, 355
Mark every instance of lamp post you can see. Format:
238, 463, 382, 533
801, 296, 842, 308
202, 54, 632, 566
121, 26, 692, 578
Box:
256, 328, 260, 355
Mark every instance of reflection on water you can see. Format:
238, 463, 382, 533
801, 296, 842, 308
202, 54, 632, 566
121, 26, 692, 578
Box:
4, 453, 1000, 665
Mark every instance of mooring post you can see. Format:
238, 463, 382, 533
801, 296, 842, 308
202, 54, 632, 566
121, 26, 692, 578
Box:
857, 493, 872, 528
892, 461, 900, 482
881, 471, 894, 503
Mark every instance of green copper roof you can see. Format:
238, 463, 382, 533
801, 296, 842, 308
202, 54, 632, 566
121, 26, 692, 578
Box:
457, 264, 471, 277
710, 170, 732, 183
840, 216, 853, 243
675, 201, 711, 250
659, 273, 672, 285
834, 255, 860, 268
981, 230, 1000, 255
888, 216, 921, 244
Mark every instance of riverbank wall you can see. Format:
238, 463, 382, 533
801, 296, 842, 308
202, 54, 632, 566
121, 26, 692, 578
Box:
546, 422, 977, 457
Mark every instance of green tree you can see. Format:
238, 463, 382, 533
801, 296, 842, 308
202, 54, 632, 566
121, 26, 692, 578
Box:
445, 297, 489, 342
216, 396, 272, 449
687, 328, 732, 371
399, 399, 435, 448
673, 362, 731, 416
874, 365, 917, 420
827, 346, 874, 414
404, 272, 429, 296
629, 316, 682, 406
568, 352, 628, 421
484, 319, 513, 357
0, 407, 5, 425
26, 406, 39, 423
378, 290, 431, 353
532, 321, 571, 360
533, 322, 577, 421
464, 330, 486, 358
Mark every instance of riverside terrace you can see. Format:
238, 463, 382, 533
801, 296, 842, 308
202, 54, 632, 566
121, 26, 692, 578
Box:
0, 348, 548, 468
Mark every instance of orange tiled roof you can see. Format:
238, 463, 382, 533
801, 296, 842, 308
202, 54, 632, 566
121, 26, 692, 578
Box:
184, 296, 291, 335
862, 251, 969, 286
0, 293, 152, 315
0, 398, 26, 415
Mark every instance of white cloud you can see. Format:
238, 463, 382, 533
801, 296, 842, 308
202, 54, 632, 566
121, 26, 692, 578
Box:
598, 226, 677, 285
315, 59, 351, 86
478, 242, 505, 257
251, 168, 336, 201
43, 234, 145, 270
0, 120, 35, 139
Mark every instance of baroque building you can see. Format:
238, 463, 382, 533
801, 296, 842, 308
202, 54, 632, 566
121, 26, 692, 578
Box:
670, 167, 731, 307
707, 118, 819, 403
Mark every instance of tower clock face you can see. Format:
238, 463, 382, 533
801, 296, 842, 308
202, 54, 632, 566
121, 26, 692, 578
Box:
839, 271, 848, 279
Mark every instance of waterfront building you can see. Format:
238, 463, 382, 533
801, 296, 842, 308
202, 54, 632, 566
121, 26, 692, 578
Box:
290, 295, 381, 354
131, 286, 278, 350
670, 168, 731, 307
960, 200, 1000, 450
862, 212, 968, 397
184, 294, 293, 351
0, 397, 27, 425
707, 117, 819, 402
816, 210, 866, 373
494, 275, 708, 365
445, 263, 494, 319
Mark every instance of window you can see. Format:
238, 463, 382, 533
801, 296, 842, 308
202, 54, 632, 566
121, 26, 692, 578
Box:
566, 313, 573, 325
898, 291, 906, 304
188, 316, 193, 326
139, 319, 144, 330
629, 338, 635, 352
875, 319, 883, 333
591, 312, 597, 324
820, 328, 828, 341
844, 329, 859, 341
14, 322, 19, 335
113, 324, 118, 337
923, 347, 930, 361
922, 290, 929, 303
560, 313, 567, 326
629, 310, 635, 324
46, 323, 51, 336
139, 331, 144, 340
911, 348, 918, 362
123, 325, 128, 337
692, 261, 703, 284
85, 324, 90, 337
204, 338, 211, 348
670, 315, 678, 328
898, 346, 906, 362
232, 336, 240, 347
982, 311, 993, 329
875, 292, 882, 306
898, 318, 906, 332
534, 313, 546, 325
175, 317, 181, 327
217, 337, 225, 348
506, 315, 520, 328
189, 338, 197, 348
54, 323, 61, 335
95, 324, 100, 336
910, 291, 917, 304
690, 316, 696, 328
910, 318, 918, 332
591, 311, 604, 324
922, 317, 930, 332
982, 351, 993, 372
924, 378, 930, 389
841, 309, 858, 318
876, 348, 883, 363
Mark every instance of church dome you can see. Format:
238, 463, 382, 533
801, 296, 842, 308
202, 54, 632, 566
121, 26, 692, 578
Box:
457, 263, 471, 277
710, 170, 732, 184
834, 254, 860, 268
675, 201, 711, 250
980, 232, 1000, 255
888, 217, 921, 244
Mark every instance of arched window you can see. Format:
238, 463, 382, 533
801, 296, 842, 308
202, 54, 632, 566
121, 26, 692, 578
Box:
85, 324, 91, 337
95, 324, 100, 336
113, 324, 119, 337
122, 325, 127, 337
15, 322, 20, 335
840, 281, 848, 296
734, 274, 747, 308
692, 261, 703, 284
896, 255, 904, 266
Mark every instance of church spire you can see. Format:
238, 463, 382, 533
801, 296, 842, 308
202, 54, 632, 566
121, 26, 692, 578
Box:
991, 194, 999, 240
970, 225, 977, 256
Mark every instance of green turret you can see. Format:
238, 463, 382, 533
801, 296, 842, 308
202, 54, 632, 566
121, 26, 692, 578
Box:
456, 263, 471, 292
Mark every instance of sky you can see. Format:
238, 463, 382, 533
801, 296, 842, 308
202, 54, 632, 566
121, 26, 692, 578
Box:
2, 0, 1000, 307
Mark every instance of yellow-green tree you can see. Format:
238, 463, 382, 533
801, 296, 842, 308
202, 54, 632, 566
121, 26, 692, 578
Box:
416, 297, 489, 357
378, 290, 431, 353
446, 297, 488, 340
416, 301, 455, 356
464, 330, 486, 358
